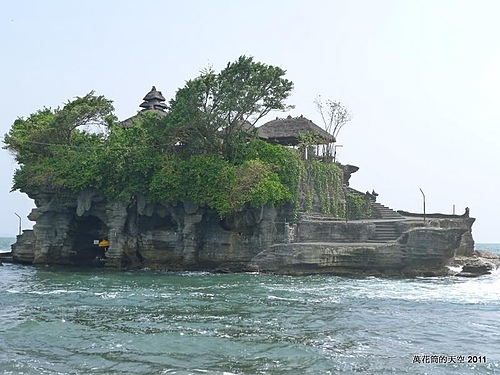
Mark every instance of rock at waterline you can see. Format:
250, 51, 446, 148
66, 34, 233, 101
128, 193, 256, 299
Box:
449, 250, 500, 277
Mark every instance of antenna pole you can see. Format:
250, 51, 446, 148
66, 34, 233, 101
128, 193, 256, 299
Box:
14, 213, 22, 235
419, 188, 426, 224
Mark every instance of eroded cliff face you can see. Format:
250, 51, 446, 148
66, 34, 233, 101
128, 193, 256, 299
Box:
12, 188, 284, 271
12, 188, 476, 276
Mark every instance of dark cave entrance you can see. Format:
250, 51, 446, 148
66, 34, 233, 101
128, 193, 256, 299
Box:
71, 215, 109, 266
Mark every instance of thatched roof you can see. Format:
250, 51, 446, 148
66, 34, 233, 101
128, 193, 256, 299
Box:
257, 115, 334, 146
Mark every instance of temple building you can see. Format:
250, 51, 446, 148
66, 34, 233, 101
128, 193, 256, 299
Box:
257, 115, 335, 159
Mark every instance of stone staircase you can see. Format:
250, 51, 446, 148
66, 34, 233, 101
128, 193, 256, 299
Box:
371, 202, 405, 220
295, 187, 406, 244
368, 203, 405, 242
368, 221, 401, 242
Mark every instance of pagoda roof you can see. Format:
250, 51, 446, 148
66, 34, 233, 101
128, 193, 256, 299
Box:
139, 86, 168, 111
139, 99, 168, 111
120, 86, 168, 128
143, 86, 166, 102
121, 109, 167, 129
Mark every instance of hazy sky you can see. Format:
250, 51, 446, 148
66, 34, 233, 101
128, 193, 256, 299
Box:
1, 1, 499, 242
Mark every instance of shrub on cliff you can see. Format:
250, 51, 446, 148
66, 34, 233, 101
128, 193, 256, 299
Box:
149, 152, 295, 217
5, 93, 115, 191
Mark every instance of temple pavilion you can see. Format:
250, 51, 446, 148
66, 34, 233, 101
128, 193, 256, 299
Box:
257, 115, 334, 146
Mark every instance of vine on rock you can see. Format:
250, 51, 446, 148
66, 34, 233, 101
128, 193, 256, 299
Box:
298, 159, 344, 216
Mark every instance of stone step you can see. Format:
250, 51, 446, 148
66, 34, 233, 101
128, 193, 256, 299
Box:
374, 226, 399, 232
371, 202, 405, 220
374, 231, 399, 237
369, 221, 401, 242
373, 234, 398, 238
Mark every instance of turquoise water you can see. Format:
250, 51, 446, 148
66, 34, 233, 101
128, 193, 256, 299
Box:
0, 237, 15, 252
1, 241, 499, 374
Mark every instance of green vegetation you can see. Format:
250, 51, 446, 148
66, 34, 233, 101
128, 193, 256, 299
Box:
4, 56, 371, 220
148, 141, 298, 217
299, 159, 344, 215
163, 55, 294, 160
346, 193, 373, 220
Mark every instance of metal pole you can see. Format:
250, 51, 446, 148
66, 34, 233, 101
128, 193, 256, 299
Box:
419, 188, 426, 224
14, 213, 21, 235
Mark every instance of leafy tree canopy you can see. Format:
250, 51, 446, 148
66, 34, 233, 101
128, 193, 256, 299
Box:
4, 92, 115, 166
166, 55, 294, 159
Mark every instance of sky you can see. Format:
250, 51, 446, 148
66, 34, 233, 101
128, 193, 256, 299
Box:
1, 0, 499, 242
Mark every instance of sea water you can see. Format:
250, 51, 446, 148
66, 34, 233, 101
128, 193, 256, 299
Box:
0, 240, 499, 374
0, 237, 15, 253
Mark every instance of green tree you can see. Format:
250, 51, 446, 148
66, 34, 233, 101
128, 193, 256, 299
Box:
166, 55, 294, 159
4, 92, 115, 166
3, 92, 116, 191
96, 121, 162, 201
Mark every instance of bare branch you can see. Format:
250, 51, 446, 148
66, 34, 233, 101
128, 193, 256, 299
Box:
315, 96, 352, 157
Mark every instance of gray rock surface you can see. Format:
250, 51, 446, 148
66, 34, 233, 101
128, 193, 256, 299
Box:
251, 226, 469, 277
11, 188, 476, 276
448, 250, 500, 277
13, 189, 281, 271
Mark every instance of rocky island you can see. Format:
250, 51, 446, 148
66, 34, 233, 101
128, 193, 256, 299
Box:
5, 57, 496, 277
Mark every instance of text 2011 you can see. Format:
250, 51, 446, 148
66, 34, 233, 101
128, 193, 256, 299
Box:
468, 356, 486, 363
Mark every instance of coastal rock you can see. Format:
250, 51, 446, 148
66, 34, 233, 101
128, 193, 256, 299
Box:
76, 189, 95, 217
296, 220, 376, 243
11, 230, 35, 264
13, 188, 281, 270
251, 226, 467, 277
396, 217, 475, 256
448, 250, 500, 277
250, 242, 401, 276
12, 187, 476, 277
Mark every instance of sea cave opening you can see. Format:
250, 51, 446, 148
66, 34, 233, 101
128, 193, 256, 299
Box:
71, 215, 109, 266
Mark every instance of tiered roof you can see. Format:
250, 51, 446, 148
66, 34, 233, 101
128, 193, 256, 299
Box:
121, 86, 168, 128
139, 86, 168, 111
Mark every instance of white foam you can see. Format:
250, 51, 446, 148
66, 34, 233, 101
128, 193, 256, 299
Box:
446, 265, 463, 274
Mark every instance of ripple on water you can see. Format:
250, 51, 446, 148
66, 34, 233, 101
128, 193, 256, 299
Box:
0, 265, 499, 374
